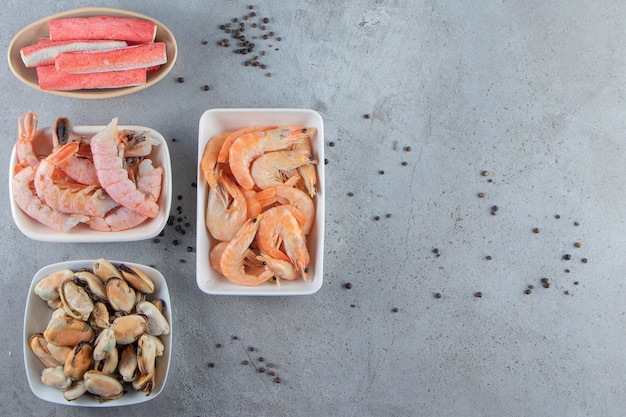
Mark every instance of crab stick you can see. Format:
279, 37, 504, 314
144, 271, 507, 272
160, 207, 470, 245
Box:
20, 40, 128, 67
49, 16, 157, 43
55, 42, 167, 74
36, 65, 146, 91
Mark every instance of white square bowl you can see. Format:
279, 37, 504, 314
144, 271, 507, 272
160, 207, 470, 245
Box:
196, 108, 325, 295
24, 260, 172, 407
9, 123, 172, 242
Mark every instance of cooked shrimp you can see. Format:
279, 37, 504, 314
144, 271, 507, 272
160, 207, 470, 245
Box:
256, 255, 300, 281
242, 188, 263, 220
12, 165, 88, 232
34, 142, 119, 217
16, 111, 41, 168
120, 130, 159, 157
217, 125, 276, 164
200, 132, 230, 189
88, 156, 160, 231
291, 133, 318, 197
52, 117, 99, 186
209, 241, 229, 274
255, 184, 315, 234
250, 150, 317, 190
90, 118, 159, 218
229, 126, 313, 190
220, 216, 274, 286
210, 241, 259, 274
256, 205, 310, 280
136, 159, 163, 201
206, 175, 247, 241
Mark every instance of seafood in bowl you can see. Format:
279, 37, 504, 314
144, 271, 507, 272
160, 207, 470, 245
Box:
9, 111, 171, 242
24, 259, 172, 406
196, 108, 325, 296
8, 7, 178, 99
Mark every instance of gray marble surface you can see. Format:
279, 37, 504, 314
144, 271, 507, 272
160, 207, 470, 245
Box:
2, 1, 626, 416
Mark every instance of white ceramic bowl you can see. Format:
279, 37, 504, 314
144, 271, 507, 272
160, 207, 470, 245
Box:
9, 122, 172, 242
8, 7, 178, 99
196, 108, 325, 295
24, 260, 172, 407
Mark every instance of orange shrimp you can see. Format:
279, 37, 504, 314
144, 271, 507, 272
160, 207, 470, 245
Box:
255, 184, 315, 235
292, 133, 318, 198
256, 205, 310, 280
90, 118, 159, 218
217, 125, 277, 164
229, 126, 313, 190
206, 175, 247, 241
242, 188, 263, 220
220, 216, 274, 286
256, 255, 300, 281
250, 150, 317, 190
200, 132, 230, 189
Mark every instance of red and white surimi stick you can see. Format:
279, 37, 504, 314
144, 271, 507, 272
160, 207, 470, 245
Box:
36, 65, 147, 91
20, 40, 128, 67
49, 16, 157, 43
55, 42, 167, 74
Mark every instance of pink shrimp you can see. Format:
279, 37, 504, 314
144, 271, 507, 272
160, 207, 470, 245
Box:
229, 126, 313, 190
52, 117, 99, 185
12, 165, 88, 232
87, 157, 161, 232
219, 216, 275, 286
250, 149, 317, 190
90, 118, 159, 218
255, 184, 315, 235
256, 205, 310, 280
34, 142, 119, 217
16, 111, 41, 168
136, 159, 163, 201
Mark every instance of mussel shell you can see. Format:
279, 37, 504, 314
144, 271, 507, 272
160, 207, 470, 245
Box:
34, 269, 74, 301
93, 328, 116, 361
92, 258, 121, 283
64, 341, 93, 381
44, 315, 94, 347
59, 280, 94, 321
132, 367, 155, 394
29, 333, 63, 368
136, 301, 170, 336
89, 301, 110, 331
106, 277, 136, 314
118, 344, 138, 382
47, 343, 72, 365
110, 314, 147, 345
83, 370, 124, 400
41, 366, 72, 390
119, 264, 155, 294
73, 271, 107, 302
137, 334, 164, 376
63, 380, 87, 401
94, 345, 119, 376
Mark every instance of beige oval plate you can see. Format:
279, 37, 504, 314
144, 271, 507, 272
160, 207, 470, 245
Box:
7, 7, 178, 99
